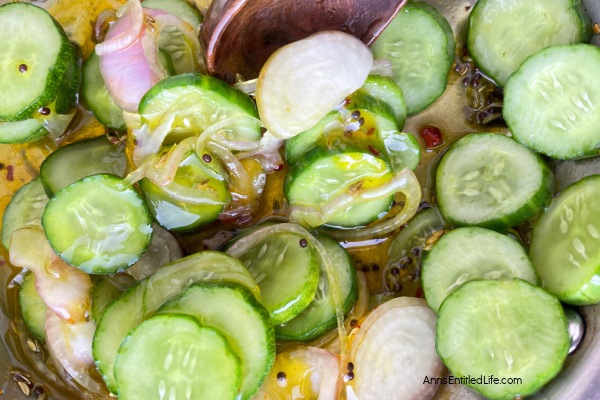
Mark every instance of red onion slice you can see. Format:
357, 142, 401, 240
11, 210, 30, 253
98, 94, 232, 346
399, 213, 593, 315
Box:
95, 0, 144, 56
9, 228, 92, 323
45, 311, 102, 393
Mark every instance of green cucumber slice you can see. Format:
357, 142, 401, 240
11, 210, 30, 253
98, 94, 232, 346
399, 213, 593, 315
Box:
0, 3, 74, 121
285, 104, 419, 173
385, 207, 446, 291
81, 51, 126, 130
54, 43, 80, 115
503, 44, 600, 159
422, 227, 538, 312
115, 314, 241, 400
19, 271, 47, 342
285, 148, 394, 228
354, 74, 408, 129
371, 2, 455, 114
139, 73, 260, 142
40, 136, 127, 197
275, 233, 357, 341
0, 97, 74, 144
436, 133, 554, 229
139, 151, 230, 231
1, 177, 48, 250
232, 230, 320, 325
91, 274, 137, 322
159, 282, 275, 400
142, 0, 203, 27
436, 279, 570, 400
42, 174, 153, 274
530, 175, 600, 305
0, 119, 47, 144
144, 250, 260, 315
468, 0, 591, 86
93, 280, 148, 394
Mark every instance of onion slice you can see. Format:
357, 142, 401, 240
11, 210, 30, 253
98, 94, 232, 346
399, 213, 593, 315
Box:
256, 31, 373, 139
349, 297, 443, 400
289, 168, 421, 240
253, 347, 340, 400
45, 312, 102, 393
95, 0, 144, 56
9, 228, 92, 323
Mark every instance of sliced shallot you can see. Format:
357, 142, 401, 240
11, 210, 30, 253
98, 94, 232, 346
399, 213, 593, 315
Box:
349, 297, 443, 400
97, 0, 202, 113
95, 0, 144, 55
45, 311, 102, 393
256, 31, 373, 139
9, 228, 92, 323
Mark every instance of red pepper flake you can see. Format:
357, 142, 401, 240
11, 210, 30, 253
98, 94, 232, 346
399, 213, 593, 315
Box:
366, 127, 375, 136
367, 145, 380, 156
6, 165, 14, 181
274, 164, 284, 171
415, 288, 424, 298
420, 125, 444, 149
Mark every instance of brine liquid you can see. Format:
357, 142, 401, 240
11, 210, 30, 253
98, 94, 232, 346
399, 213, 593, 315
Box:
0, 0, 505, 398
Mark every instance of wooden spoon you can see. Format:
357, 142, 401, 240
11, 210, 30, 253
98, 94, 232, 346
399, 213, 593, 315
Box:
202, 0, 407, 83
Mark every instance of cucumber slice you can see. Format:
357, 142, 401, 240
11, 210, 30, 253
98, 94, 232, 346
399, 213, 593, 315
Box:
436, 279, 570, 400
139, 151, 230, 231
81, 51, 126, 130
285, 104, 419, 172
385, 207, 446, 291
422, 227, 538, 312
91, 274, 136, 322
139, 73, 260, 142
232, 230, 320, 324
93, 280, 147, 394
275, 233, 357, 341
0, 97, 74, 144
436, 133, 554, 229
142, 0, 203, 27
1, 177, 48, 250
144, 250, 260, 315
42, 174, 153, 274
530, 175, 600, 305
115, 314, 241, 400
371, 2, 455, 114
40, 136, 127, 197
503, 44, 600, 159
159, 282, 275, 400
468, 0, 591, 86
0, 119, 47, 144
354, 74, 408, 129
0, 3, 74, 121
285, 148, 394, 228
18, 271, 47, 342
54, 43, 80, 115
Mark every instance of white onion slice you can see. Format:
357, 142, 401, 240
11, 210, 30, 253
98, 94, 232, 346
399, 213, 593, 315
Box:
126, 224, 182, 280
45, 312, 102, 393
349, 297, 443, 400
9, 228, 92, 323
256, 31, 373, 139
253, 347, 340, 400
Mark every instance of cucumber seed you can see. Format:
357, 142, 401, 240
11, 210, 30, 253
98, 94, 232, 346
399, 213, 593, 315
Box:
18, 64, 27, 73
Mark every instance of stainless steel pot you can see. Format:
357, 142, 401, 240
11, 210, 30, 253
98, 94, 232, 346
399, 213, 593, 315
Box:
1, 0, 599, 399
